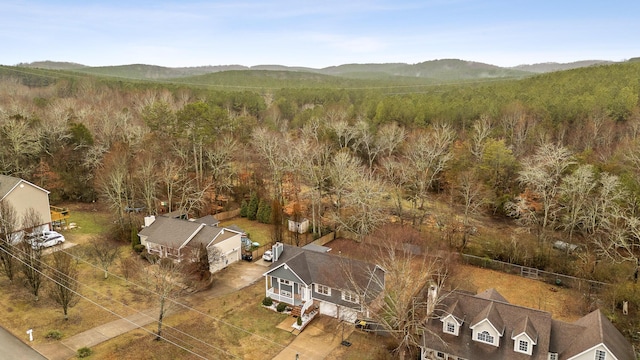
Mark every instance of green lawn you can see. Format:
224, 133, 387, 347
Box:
218, 217, 274, 246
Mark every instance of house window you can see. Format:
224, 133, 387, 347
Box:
444, 321, 456, 334
549, 353, 558, 360
436, 352, 445, 359
280, 289, 292, 298
595, 350, 606, 360
315, 284, 331, 296
341, 291, 359, 303
279, 278, 291, 285
518, 339, 529, 352
477, 330, 494, 344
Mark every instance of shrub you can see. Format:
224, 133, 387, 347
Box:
77, 347, 92, 358
240, 200, 248, 217
141, 252, 159, 264
276, 302, 287, 312
133, 244, 145, 254
247, 193, 259, 220
262, 297, 273, 307
45, 330, 63, 340
297, 316, 302, 326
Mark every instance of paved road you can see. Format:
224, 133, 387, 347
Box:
0, 326, 47, 360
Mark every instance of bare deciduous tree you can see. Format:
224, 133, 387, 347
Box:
513, 143, 575, 243
143, 259, 188, 341
355, 225, 449, 360
48, 250, 80, 320
451, 171, 487, 251
19, 208, 44, 300
405, 124, 455, 225
89, 238, 120, 279
558, 164, 597, 247
0, 200, 18, 282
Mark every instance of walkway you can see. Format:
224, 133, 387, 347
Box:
32, 261, 268, 360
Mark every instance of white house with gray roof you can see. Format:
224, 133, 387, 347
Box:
138, 215, 242, 273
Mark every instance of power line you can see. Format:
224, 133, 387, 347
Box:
52, 243, 288, 350
1, 244, 239, 359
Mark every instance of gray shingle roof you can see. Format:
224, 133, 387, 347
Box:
0, 175, 21, 199
266, 244, 385, 304
139, 217, 205, 248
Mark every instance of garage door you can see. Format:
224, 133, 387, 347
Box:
319, 301, 338, 317
338, 307, 357, 322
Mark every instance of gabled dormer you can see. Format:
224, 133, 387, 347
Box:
511, 316, 538, 355
440, 300, 465, 336
469, 302, 505, 347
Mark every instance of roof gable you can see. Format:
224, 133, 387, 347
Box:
0, 175, 50, 200
264, 262, 308, 285
560, 309, 635, 360
512, 316, 538, 344
470, 302, 505, 335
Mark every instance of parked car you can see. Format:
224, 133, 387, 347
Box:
242, 253, 253, 261
26, 230, 65, 249
262, 250, 273, 262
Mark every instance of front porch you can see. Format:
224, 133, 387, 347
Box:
266, 288, 304, 306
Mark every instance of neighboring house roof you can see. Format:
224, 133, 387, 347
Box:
556, 309, 635, 360
195, 215, 220, 227
423, 289, 553, 360
265, 244, 385, 304
140, 216, 241, 253
422, 288, 636, 360
139, 216, 203, 248
0, 174, 50, 200
301, 243, 331, 253
224, 224, 246, 235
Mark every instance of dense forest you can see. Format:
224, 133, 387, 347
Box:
2, 61, 640, 326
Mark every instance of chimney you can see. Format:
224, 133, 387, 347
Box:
427, 283, 438, 316
144, 215, 156, 227
273, 242, 284, 262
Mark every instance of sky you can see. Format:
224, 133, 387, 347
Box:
2, 0, 639, 68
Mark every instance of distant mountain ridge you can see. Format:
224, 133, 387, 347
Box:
15, 58, 628, 83
510, 60, 613, 73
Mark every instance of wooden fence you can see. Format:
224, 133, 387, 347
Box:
461, 253, 608, 293
213, 209, 241, 221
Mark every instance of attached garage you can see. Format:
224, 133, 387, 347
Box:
338, 306, 358, 322
319, 301, 338, 317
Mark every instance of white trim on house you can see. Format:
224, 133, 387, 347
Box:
315, 284, 331, 296
469, 319, 503, 347
262, 263, 309, 286
566, 344, 616, 360
440, 314, 463, 336
512, 332, 536, 355
341, 290, 359, 304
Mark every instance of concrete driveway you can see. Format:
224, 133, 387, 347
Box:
272, 316, 354, 360
185, 260, 269, 303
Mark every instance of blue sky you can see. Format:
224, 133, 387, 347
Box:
2, 0, 639, 68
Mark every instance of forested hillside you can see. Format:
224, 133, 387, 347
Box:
2, 61, 640, 340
